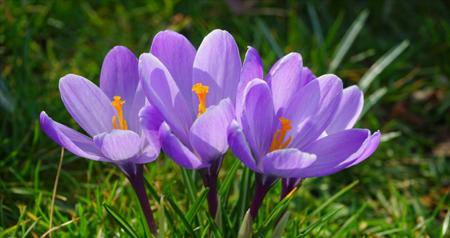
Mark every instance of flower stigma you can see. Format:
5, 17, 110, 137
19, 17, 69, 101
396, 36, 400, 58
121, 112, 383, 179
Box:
192, 83, 209, 117
269, 117, 293, 151
111, 96, 128, 130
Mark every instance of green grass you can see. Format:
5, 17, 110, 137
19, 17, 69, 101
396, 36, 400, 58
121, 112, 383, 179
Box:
1, 0, 449, 237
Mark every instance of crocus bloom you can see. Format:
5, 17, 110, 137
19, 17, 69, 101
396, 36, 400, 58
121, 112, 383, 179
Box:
40, 46, 161, 234
228, 47, 380, 218
139, 29, 240, 216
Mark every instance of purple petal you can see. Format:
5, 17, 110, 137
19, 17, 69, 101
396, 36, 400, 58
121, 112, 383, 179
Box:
139, 53, 194, 145
189, 98, 234, 162
263, 148, 316, 178
345, 130, 381, 167
139, 104, 164, 160
241, 79, 276, 159
283, 79, 321, 129
291, 75, 343, 149
59, 74, 115, 136
228, 120, 258, 171
267, 53, 303, 113
150, 30, 196, 111
236, 47, 264, 122
300, 67, 316, 86
193, 29, 241, 106
326, 86, 364, 134
40, 112, 106, 161
159, 122, 205, 169
93, 130, 141, 161
298, 129, 373, 178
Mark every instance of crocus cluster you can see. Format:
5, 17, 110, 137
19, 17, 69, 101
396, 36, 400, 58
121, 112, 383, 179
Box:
41, 29, 380, 235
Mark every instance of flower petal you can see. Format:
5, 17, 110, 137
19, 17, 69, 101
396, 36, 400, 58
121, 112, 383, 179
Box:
59, 74, 115, 136
139, 104, 164, 161
139, 53, 194, 145
291, 75, 343, 149
241, 79, 276, 159
263, 148, 316, 178
326, 86, 364, 134
189, 98, 234, 162
159, 122, 205, 169
193, 29, 241, 106
300, 67, 316, 86
40, 112, 106, 161
93, 130, 141, 161
228, 120, 258, 171
283, 79, 321, 128
345, 130, 381, 167
298, 129, 373, 178
99, 46, 142, 131
150, 30, 196, 111
267, 53, 304, 113
236, 47, 264, 122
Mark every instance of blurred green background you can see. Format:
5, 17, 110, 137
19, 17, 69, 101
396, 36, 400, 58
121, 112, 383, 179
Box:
1, 0, 449, 237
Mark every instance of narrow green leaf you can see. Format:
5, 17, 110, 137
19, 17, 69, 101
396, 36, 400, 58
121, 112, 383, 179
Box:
298, 208, 341, 236
103, 203, 139, 238
185, 188, 208, 222
158, 196, 166, 238
255, 18, 283, 57
307, 3, 324, 46
311, 180, 359, 216
335, 204, 367, 237
328, 10, 369, 73
165, 195, 197, 237
181, 169, 197, 203
359, 40, 409, 91
361, 87, 387, 117
219, 159, 240, 197
272, 211, 290, 238
441, 209, 450, 238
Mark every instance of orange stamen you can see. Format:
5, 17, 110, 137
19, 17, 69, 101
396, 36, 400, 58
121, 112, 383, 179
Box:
269, 117, 293, 151
111, 96, 128, 130
192, 83, 209, 117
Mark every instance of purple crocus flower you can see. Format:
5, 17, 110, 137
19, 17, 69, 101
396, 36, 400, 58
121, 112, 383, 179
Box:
40, 46, 161, 235
228, 47, 381, 218
138, 29, 240, 216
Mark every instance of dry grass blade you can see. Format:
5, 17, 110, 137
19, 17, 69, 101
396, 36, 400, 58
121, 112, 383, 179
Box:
47, 148, 64, 238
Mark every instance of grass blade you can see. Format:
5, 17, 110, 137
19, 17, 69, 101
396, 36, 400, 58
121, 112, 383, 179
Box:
359, 40, 409, 91
103, 203, 139, 238
361, 87, 387, 117
328, 10, 369, 73
311, 180, 359, 216
181, 169, 197, 203
185, 188, 208, 223
165, 195, 197, 237
255, 18, 284, 57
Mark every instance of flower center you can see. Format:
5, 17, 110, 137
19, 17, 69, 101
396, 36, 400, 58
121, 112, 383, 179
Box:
111, 96, 128, 130
192, 83, 209, 117
269, 117, 293, 151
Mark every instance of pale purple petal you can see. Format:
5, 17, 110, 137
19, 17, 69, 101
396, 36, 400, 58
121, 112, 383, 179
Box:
291, 75, 343, 149
263, 148, 316, 178
267, 53, 303, 113
297, 129, 372, 178
159, 122, 205, 169
139, 104, 164, 158
283, 79, 321, 129
345, 130, 381, 167
300, 67, 316, 86
59, 74, 115, 136
150, 30, 196, 112
93, 130, 141, 161
241, 79, 276, 159
236, 47, 264, 122
193, 29, 241, 106
326, 86, 364, 134
127, 83, 146, 132
40, 112, 106, 161
139, 53, 194, 145
189, 98, 234, 162
228, 120, 258, 171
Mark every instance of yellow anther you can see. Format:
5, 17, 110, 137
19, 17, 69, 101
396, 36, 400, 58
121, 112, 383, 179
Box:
192, 83, 209, 117
269, 117, 293, 152
111, 96, 128, 130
